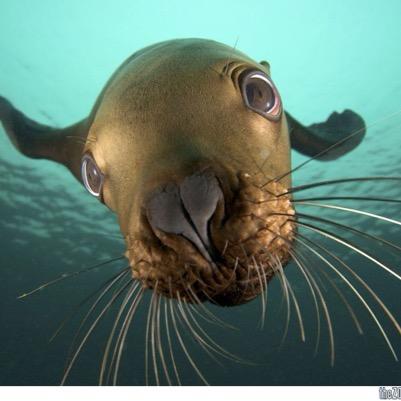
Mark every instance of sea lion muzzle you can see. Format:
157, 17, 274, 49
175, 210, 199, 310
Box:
128, 166, 297, 306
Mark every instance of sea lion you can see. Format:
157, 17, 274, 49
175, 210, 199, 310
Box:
0, 38, 366, 307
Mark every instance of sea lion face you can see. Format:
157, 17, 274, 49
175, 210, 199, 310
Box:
82, 39, 296, 305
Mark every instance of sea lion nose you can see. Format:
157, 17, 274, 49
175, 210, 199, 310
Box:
146, 169, 223, 264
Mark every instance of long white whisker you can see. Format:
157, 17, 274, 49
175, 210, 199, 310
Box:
295, 220, 401, 282
293, 211, 401, 256
296, 231, 401, 336
156, 295, 172, 386
164, 298, 181, 385
252, 256, 267, 329
111, 287, 144, 385
99, 281, 139, 385
286, 246, 335, 365
289, 249, 322, 355
62, 269, 130, 379
296, 235, 398, 362
314, 262, 363, 335
168, 299, 209, 385
17, 255, 126, 299
145, 289, 153, 386
269, 255, 291, 347
297, 201, 401, 228
151, 290, 160, 386
285, 275, 306, 343
61, 277, 132, 385
176, 295, 222, 366
269, 108, 401, 185
284, 176, 401, 196
186, 285, 237, 330
179, 295, 248, 364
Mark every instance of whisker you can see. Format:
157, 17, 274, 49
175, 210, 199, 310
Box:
221, 240, 229, 256
243, 256, 253, 295
222, 36, 239, 75
180, 279, 218, 325
150, 287, 160, 386
239, 244, 255, 296
282, 176, 401, 196
269, 256, 291, 347
293, 196, 401, 204
98, 281, 139, 385
187, 303, 217, 326
293, 212, 401, 256
288, 249, 322, 355
18, 255, 126, 299
285, 276, 306, 343
61, 273, 132, 385
186, 285, 238, 331
176, 294, 222, 366
156, 295, 172, 385
295, 220, 401, 282
259, 249, 287, 315
179, 294, 248, 365
297, 201, 401, 229
145, 287, 155, 386
273, 255, 306, 345
296, 232, 401, 335
63, 268, 130, 375
252, 256, 267, 329
214, 256, 240, 294
49, 267, 129, 343
261, 229, 335, 365
247, 153, 277, 197
168, 298, 209, 385
164, 298, 181, 385
295, 234, 399, 362
309, 254, 363, 335
297, 258, 335, 366
111, 287, 144, 385
266, 108, 401, 186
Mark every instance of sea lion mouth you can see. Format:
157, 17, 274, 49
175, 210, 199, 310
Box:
126, 170, 296, 306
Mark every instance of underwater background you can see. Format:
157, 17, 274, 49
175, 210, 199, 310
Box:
0, 0, 400, 386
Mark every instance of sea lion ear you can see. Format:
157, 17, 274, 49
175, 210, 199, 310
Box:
286, 109, 366, 161
0, 96, 88, 181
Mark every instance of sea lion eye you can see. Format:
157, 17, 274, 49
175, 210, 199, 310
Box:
240, 70, 281, 120
81, 154, 104, 197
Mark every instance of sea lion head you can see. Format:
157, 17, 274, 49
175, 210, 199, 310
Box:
80, 39, 296, 305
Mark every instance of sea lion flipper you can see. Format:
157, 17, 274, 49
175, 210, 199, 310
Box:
0, 96, 87, 180
286, 109, 366, 161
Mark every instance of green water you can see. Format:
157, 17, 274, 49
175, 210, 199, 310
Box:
0, 0, 400, 385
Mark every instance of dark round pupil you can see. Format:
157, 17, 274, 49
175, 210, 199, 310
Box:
86, 161, 101, 191
245, 78, 274, 112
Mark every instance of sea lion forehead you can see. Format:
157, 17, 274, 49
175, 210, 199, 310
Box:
87, 39, 274, 166
93, 38, 268, 116
117, 38, 264, 80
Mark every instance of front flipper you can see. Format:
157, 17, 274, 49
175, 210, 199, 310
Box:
0, 96, 88, 181
286, 109, 366, 161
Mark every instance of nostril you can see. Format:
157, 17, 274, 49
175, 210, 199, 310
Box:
146, 170, 223, 264
146, 183, 189, 236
